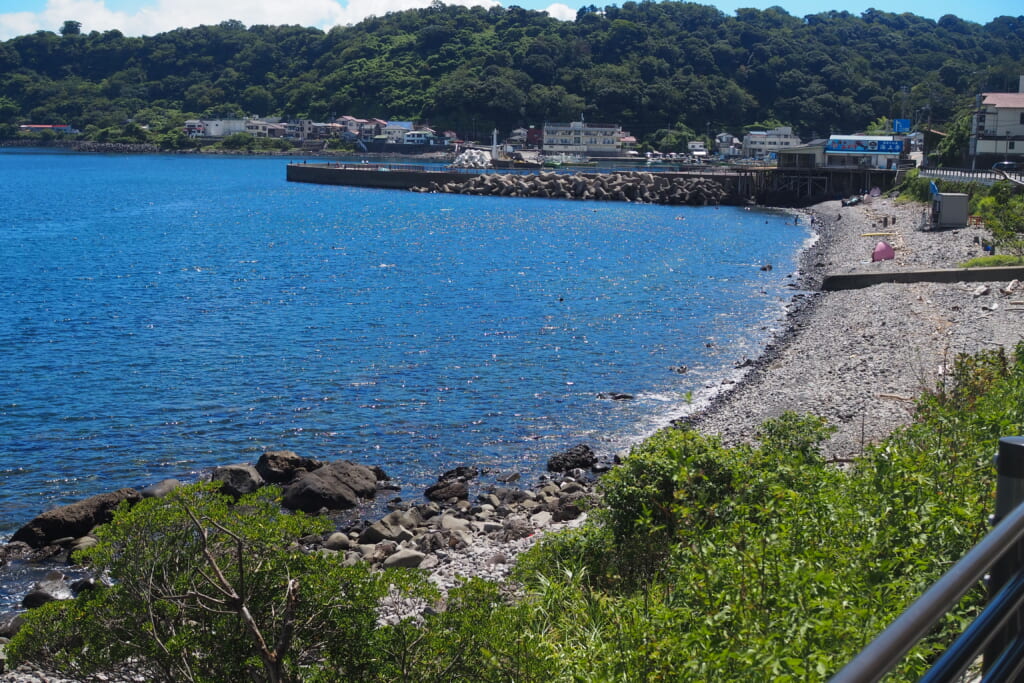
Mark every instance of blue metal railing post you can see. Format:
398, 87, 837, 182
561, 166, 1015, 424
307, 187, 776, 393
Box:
986, 436, 1024, 673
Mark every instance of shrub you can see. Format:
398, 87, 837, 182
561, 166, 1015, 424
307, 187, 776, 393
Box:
7, 483, 398, 682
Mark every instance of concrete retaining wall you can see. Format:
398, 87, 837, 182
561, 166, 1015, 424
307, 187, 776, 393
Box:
821, 266, 1024, 291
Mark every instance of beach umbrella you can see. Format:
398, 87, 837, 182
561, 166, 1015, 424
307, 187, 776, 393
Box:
871, 241, 895, 261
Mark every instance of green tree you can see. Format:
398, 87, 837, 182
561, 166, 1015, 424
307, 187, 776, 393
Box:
59, 21, 82, 37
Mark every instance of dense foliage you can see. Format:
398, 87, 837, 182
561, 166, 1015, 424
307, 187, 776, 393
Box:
1, 4, 1023, 146
512, 344, 1021, 679
10, 342, 1024, 680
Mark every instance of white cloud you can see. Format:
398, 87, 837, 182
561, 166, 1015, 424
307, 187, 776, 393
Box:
543, 3, 577, 20
0, 12, 41, 41
0, 0, 506, 41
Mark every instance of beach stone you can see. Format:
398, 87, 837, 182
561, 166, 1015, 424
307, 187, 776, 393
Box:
384, 548, 425, 569
140, 478, 182, 498
425, 479, 469, 502
531, 511, 553, 527
255, 450, 323, 483
359, 519, 413, 544
0, 613, 24, 639
11, 488, 141, 548
211, 465, 265, 498
502, 516, 534, 541
324, 532, 352, 551
439, 514, 471, 533
281, 460, 379, 512
547, 444, 597, 472
70, 536, 98, 553
22, 571, 72, 608
69, 577, 102, 595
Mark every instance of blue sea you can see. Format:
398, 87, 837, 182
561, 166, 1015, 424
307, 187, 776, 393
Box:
0, 149, 810, 541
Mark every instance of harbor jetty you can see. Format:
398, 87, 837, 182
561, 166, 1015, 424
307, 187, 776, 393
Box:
286, 162, 758, 205
287, 161, 905, 205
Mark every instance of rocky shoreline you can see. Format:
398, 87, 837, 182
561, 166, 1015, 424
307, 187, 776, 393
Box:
3, 193, 1023, 680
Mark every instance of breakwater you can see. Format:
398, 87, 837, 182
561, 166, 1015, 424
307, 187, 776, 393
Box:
287, 162, 476, 190
287, 162, 756, 204
410, 170, 730, 205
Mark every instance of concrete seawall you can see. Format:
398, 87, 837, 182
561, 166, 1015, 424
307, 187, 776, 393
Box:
287, 162, 478, 190
821, 266, 1024, 291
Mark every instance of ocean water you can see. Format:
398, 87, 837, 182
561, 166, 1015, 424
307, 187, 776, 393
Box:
0, 149, 810, 541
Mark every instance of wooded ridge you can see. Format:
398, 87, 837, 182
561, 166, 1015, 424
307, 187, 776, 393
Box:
0, 3, 1022, 148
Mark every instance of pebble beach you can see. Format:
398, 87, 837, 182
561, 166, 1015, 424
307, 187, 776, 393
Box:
690, 195, 1023, 460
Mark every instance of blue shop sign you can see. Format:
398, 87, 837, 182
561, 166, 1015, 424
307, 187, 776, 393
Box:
826, 139, 904, 154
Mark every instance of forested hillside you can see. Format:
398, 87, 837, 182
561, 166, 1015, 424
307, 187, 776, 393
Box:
1, 2, 1022, 146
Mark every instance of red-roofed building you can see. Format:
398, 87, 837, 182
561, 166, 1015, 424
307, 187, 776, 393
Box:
970, 76, 1024, 168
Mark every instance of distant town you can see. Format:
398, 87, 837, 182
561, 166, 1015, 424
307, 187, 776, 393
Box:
15, 75, 1024, 173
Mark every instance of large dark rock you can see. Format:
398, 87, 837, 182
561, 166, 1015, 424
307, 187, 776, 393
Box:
11, 489, 141, 548
281, 461, 380, 513
423, 466, 476, 502
424, 479, 469, 502
547, 444, 597, 473
211, 465, 265, 498
255, 450, 324, 484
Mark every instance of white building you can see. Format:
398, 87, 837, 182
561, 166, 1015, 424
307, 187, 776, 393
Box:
403, 129, 438, 145
971, 76, 1024, 168
383, 121, 414, 143
183, 119, 247, 138
543, 120, 622, 157
742, 126, 802, 158
715, 132, 742, 158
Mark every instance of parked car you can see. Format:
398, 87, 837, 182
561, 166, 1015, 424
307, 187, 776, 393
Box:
992, 161, 1020, 172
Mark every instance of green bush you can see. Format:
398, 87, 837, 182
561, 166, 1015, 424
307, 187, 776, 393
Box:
514, 343, 1024, 680
7, 483, 398, 681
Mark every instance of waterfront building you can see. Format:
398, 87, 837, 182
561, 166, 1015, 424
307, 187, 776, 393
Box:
184, 119, 247, 138
245, 120, 286, 138
715, 132, 742, 158
337, 116, 385, 139
742, 126, 802, 159
824, 134, 905, 169
970, 75, 1024, 169
542, 120, 623, 157
403, 128, 445, 145
286, 120, 314, 140
383, 121, 414, 143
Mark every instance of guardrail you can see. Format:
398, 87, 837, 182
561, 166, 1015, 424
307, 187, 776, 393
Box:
918, 168, 1024, 186
830, 437, 1024, 682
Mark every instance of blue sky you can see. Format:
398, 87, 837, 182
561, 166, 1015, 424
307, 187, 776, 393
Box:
0, 0, 1018, 41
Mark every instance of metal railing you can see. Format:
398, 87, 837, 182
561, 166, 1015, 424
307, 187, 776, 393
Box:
831, 437, 1024, 682
918, 168, 1024, 186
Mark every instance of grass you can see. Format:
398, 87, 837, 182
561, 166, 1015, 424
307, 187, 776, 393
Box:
960, 254, 1024, 268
